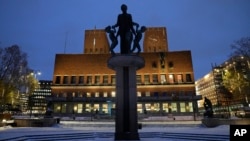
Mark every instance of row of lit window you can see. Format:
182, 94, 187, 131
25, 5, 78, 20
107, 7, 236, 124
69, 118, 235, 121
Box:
54, 73, 193, 85
53, 91, 195, 98
53, 102, 193, 114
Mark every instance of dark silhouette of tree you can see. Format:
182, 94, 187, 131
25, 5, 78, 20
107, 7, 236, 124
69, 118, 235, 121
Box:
230, 37, 250, 59
0, 45, 37, 111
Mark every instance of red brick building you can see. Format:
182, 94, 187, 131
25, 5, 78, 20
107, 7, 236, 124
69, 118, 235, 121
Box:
50, 27, 201, 119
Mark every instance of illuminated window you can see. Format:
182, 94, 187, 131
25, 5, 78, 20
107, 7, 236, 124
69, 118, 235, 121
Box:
160, 74, 166, 84
168, 74, 174, 83
77, 104, 83, 113
95, 92, 99, 97
137, 104, 142, 113
137, 92, 141, 97
170, 103, 177, 112
111, 91, 116, 97
102, 104, 108, 113
180, 102, 186, 112
186, 102, 193, 112
86, 92, 91, 97
103, 92, 108, 97
163, 103, 169, 112
145, 103, 151, 111
177, 74, 183, 83
145, 92, 150, 97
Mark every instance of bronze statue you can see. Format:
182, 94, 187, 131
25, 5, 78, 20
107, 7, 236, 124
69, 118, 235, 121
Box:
131, 25, 147, 54
203, 97, 213, 118
112, 4, 136, 54
105, 25, 118, 56
106, 4, 146, 56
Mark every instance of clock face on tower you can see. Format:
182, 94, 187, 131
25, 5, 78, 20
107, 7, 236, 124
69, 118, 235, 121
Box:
148, 35, 160, 47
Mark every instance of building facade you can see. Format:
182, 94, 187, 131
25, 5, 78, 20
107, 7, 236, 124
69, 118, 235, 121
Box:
30, 80, 52, 114
196, 56, 250, 117
50, 27, 201, 119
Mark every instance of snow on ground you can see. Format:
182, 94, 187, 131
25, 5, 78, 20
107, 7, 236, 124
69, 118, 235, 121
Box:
0, 121, 229, 140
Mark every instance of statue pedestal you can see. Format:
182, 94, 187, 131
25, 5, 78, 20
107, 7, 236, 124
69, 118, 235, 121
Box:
108, 55, 145, 140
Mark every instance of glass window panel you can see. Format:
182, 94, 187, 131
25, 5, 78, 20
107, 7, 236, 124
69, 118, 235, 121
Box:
55, 76, 61, 84
95, 76, 100, 84
145, 92, 150, 97
186, 74, 192, 82
137, 104, 142, 113
137, 92, 141, 97
77, 104, 83, 113
79, 76, 84, 84
87, 76, 92, 84
180, 102, 186, 112
177, 74, 183, 83
103, 92, 108, 97
71, 76, 76, 84
160, 74, 166, 84
103, 75, 108, 84
168, 74, 174, 83
144, 75, 150, 84
62, 104, 67, 113
136, 75, 141, 84
163, 103, 169, 112
111, 91, 116, 97
111, 75, 116, 84
63, 76, 68, 84
171, 102, 177, 113
152, 74, 158, 83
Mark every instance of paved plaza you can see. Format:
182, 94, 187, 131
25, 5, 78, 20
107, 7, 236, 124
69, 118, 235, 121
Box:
0, 120, 230, 141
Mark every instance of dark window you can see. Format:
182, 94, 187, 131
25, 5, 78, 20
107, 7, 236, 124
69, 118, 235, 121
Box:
103, 75, 108, 84
111, 75, 116, 84
87, 76, 92, 84
136, 75, 141, 84
152, 74, 158, 83
55, 76, 61, 84
79, 76, 84, 84
186, 74, 192, 82
71, 76, 76, 84
144, 75, 150, 84
152, 61, 157, 68
63, 76, 68, 84
95, 76, 100, 84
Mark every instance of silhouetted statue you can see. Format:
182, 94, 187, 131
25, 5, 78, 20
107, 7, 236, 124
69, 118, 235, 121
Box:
203, 97, 213, 118
44, 101, 53, 118
131, 25, 147, 54
112, 4, 136, 54
105, 25, 118, 56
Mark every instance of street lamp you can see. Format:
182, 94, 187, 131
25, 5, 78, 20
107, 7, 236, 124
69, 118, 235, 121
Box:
31, 70, 42, 80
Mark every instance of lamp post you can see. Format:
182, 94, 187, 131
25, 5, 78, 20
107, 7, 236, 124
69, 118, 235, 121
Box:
31, 70, 42, 80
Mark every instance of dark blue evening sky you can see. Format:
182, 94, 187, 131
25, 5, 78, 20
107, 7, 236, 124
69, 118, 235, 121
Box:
1, 0, 250, 81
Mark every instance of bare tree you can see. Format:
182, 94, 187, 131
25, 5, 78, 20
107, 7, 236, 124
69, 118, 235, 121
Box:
0, 45, 36, 110
230, 37, 250, 59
